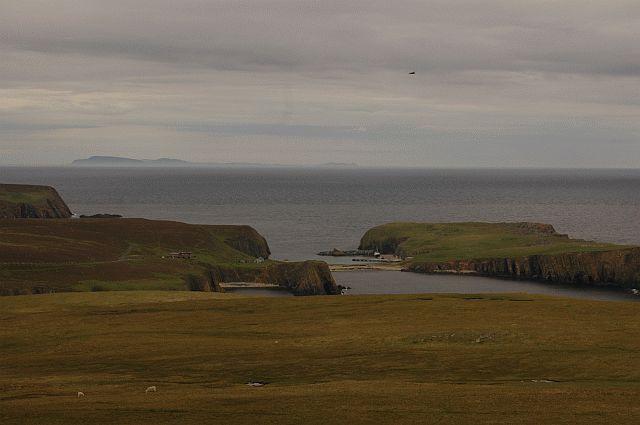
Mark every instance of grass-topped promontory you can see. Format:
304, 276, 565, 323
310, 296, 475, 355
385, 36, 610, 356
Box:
359, 222, 640, 288
0, 218, 336, 295
0, 184, 72, 218
1, 291, 639, 424
359, 222, 624, 262
0, 184, 54, 204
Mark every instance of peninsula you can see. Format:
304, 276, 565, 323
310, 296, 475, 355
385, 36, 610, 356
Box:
0, 185, 337, 296
358, 222, 640, 289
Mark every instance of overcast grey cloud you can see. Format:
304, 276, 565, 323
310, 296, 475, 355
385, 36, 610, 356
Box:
1, 0, 639, 166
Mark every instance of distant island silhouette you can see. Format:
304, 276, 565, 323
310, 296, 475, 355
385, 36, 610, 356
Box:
71, 156, 357, 168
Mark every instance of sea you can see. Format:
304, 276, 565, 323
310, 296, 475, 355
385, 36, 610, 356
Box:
2, 166, 640, 300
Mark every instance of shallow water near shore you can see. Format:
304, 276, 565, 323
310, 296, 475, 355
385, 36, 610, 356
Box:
218, 271, 640, 301
336, 271, 640, 301
224, 287, 295, 297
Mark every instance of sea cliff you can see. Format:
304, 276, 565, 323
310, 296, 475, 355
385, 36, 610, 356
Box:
407, 248, 640, 288
203, 261, 338, 295
359, 222, 639, 289
0, 184, 72, 218
217, 225, 271, 259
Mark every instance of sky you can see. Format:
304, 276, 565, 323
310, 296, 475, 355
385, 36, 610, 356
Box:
1, 0, 639, 167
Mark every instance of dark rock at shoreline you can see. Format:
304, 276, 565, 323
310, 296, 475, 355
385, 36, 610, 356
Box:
80, 213, 123, 219
317, 248, 374, 256
408, 248, 640, 289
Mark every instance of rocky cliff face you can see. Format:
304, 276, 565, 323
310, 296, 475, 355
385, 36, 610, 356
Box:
203, 261, 339, 295
0, 185, 72, 219
407, 248, 640, 289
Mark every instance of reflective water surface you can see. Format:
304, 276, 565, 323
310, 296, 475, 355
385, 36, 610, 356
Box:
335, 271, 640, 302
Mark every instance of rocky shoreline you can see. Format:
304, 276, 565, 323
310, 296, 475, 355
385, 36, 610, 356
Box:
317, 248, 374, 256
407, 248, 640, 289
357, 222, 640, 290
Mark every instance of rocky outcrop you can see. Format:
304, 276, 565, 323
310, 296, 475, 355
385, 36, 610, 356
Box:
317, 248, 375, 256
204, 260, 339, 295
0, 184, 72, 218
80, 213, 122, 219
407, 248, 640, 289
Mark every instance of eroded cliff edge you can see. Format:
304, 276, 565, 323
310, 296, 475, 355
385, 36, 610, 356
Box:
359, 222, 639, 289
407, 248, 640, 288
200, 261, 339, 296
0, 184, 72, 218
217, 225, 271, 259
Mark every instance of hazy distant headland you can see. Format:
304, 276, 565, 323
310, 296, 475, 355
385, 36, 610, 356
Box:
71, 156, 357, 168
72, 156, 191, 167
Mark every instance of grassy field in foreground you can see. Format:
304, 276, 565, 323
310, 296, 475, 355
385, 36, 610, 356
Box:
1, 291, 639, 424
359, 222, 626, 262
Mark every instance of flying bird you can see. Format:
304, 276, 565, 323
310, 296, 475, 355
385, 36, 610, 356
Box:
408, 71, 416, 75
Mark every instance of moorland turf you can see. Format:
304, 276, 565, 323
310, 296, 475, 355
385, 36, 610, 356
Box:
0, 218, 268, 294
1, 291, 639, 424
0, 184, 54, 204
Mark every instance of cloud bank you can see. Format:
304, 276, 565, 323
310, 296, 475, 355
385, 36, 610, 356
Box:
1, 0, 639, 166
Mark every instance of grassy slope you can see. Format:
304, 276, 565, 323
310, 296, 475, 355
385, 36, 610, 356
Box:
1, 291, 639, 424
359, 222, 625, 262
0, 184, 54, 204
0, 218, 268, 293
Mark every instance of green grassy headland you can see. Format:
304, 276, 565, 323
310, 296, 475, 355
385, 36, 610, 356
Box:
359, 222, 626, 262
0, 218, 272, 294
0, 184, 73, 218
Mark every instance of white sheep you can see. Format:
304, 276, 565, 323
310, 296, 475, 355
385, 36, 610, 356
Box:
77, 392, 85, 398
145, 386, 157, 393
